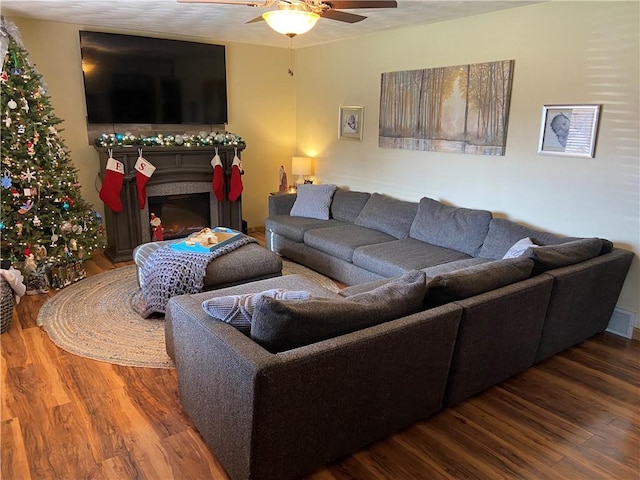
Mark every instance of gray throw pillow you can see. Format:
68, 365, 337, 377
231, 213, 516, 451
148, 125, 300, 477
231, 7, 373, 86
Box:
202, 289, 310, 334
250, 270, 427, 352
525, 238, 604, 273
290, 184, 337, 220
354, 193, 418, 239
425, 257, 534, 307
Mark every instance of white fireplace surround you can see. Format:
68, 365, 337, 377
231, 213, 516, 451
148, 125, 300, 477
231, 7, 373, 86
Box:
140, 182, 217, 244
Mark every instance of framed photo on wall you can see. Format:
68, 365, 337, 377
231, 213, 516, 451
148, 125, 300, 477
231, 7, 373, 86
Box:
538, 104, 601, 158
339, 106, 364, 140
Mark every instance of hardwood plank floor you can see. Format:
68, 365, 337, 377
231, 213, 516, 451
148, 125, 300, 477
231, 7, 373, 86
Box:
2, 233, 639, 479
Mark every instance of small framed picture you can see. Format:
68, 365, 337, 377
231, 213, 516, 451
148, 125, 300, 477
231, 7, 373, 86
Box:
538, 104, 601, 158
339, 106, 364, 141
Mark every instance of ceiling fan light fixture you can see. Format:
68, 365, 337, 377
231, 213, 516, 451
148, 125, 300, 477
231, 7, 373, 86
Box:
262, 10, 320, 37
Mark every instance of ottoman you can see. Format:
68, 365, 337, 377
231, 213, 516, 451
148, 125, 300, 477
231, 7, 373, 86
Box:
133, 238, 283, 291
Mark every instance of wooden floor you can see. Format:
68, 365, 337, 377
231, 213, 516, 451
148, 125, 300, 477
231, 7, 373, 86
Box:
2, 233, 639, 479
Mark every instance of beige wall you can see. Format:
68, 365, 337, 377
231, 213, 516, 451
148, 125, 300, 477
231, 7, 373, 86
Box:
293, 1, 639, 323
9, 1, 639, 323
8, 17, 296, 231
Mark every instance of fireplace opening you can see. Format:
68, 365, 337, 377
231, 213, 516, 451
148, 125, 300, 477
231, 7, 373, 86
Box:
148, 192, 210, 240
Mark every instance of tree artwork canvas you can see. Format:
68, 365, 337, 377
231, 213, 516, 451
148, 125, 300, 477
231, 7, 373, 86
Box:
379, 60, 515, 155
1, 20, 105, 291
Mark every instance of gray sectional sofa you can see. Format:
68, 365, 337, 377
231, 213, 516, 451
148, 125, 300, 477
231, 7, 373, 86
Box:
165, 185, 633, 480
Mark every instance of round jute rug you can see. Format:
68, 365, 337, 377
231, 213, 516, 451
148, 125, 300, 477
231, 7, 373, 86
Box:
37, 261, 339, 369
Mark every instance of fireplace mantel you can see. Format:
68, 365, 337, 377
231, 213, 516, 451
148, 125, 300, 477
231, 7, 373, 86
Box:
96, 145, 244, 262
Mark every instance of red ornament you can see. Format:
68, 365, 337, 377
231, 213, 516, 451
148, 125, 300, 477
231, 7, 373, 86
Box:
23, 244, 32, 258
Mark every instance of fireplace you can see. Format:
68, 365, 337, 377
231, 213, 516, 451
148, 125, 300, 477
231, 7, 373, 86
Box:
147, 192, 210, 240
140, 181, 219, 244
96, 145, 244, 262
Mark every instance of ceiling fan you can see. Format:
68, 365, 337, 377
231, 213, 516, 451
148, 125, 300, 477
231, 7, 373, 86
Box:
177, 0, 399, 37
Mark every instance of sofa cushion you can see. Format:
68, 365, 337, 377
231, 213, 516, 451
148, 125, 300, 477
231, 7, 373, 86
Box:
525, 238, 604, 273
409, 197, 492, 256
479, 218, 578, 260
202, 289, 311, 334
425, 257, 535, 307
265, 215, 344, 243
352, 238, 471, 278
330, 190, 371, 223
304, 224, 396, 262
290, 184, 337, 220
250, 270, 427, 352
354, 193, 418, 239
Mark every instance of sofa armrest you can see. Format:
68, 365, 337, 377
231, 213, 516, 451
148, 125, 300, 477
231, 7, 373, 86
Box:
535, 247, 634, 362
170, 296, 462, 480
268, 193, 297, 217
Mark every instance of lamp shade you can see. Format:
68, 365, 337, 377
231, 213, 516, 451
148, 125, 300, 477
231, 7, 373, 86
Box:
262, 10, 320, 37
291, 157, 311, 176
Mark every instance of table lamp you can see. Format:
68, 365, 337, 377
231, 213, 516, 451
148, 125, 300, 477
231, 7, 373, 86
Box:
292, 157, 312, 187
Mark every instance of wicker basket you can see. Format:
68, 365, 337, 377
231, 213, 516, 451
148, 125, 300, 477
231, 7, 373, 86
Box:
1, 277, 15, 334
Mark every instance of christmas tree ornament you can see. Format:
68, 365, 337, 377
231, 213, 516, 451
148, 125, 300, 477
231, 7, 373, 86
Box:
20, 167, 35, 182
21, 97, 28, 112
4, 114, 10, 127
32, 215, 40, 227
98, 150, 125, 213
134, 148, 156, 209
1, 172, 11, 188
17, 124, 25, 134
69, 238, 77, 251
211, 148, 224, 202
0, 71, 7, 83
228, 149, 244, 202
17, 199, 33, 214
7, 99, 17, 109
0, 222, 4, 230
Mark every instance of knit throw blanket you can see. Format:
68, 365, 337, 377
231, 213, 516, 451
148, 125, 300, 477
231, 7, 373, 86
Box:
139, 235, 257, 318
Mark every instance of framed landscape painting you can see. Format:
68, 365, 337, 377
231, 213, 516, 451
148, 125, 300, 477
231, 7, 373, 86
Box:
379, 60, 515, 155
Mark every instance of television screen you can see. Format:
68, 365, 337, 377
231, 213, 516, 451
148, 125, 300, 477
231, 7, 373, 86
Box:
79, 31, 228, 125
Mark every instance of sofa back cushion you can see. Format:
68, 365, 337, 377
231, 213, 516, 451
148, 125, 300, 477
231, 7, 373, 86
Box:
354, 193, 418, 239
250, 271, 427, 352
425, 257, 535, 307
479, 218, 578, 260
523, 238, 604, 273
409, 197, 492, 256
330, 190, 371, 223
290, 184, 337, 220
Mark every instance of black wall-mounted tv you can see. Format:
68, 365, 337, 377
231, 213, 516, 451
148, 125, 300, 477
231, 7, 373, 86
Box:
79, 31, 228, 125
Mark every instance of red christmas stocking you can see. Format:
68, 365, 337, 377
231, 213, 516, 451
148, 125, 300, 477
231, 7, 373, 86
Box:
228, 154, 243, 202
211, 153, 224, 201
134, 150, 156, 209
99, 154, 125, 213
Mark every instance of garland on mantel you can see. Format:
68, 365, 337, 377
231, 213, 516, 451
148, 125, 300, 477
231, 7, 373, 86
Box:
94, 131, 245, 148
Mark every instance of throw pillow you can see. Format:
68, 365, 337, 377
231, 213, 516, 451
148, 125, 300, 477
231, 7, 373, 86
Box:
202, 289, 311, 334
503, 237, 538, 259
290, 184, 338, 220
250, 270, 427, 352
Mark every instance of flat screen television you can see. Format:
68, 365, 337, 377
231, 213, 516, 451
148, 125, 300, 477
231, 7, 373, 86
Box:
79, 31, 228, 125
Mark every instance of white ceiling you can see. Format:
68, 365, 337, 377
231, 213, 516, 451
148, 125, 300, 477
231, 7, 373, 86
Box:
1, 0, 540, 49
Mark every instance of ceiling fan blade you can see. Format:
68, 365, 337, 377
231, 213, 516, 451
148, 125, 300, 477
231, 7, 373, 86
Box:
176, 0, 266, 5
320, 9, 367, 23
246, 15, 266, 24
324, 1, 397, 9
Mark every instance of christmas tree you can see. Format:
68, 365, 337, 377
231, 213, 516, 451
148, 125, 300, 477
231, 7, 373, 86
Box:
1, 21, 105, 289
